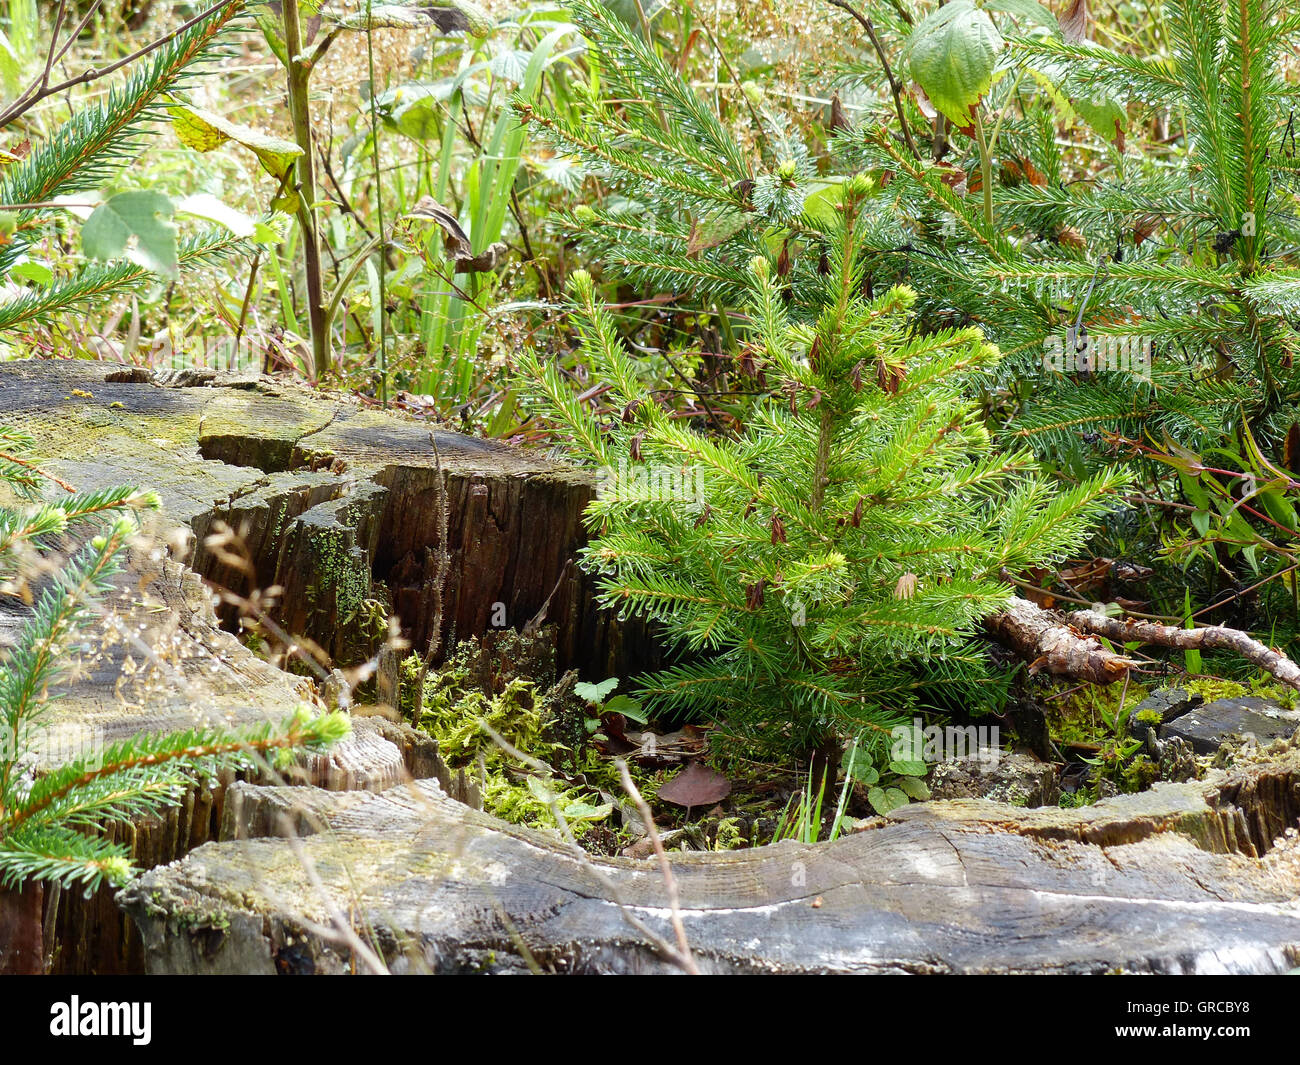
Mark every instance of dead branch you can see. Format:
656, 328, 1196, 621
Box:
1066, 608, 1300, 692
987, 595, 1300, 694
985, 596, 1136, 685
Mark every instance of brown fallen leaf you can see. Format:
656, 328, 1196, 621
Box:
657, 761, 732, 813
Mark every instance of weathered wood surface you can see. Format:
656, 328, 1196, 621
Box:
120, 749, 1300, 974
0, 358, 655, 676
0, 548, 441, 972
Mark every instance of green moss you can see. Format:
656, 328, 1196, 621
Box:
1046, 680, 1149, 746
1183, 675, 1297, 710
713, 817, 745, 850
307, 526, 370, 621
1120, 753, 1159, 792
401, 638, 669, 842
1183, 677, 1247, 702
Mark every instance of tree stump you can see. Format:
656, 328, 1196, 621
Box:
3, 360, 1300, 974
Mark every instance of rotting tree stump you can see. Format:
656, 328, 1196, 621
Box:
3, 360, 1300, 974
0, 359, 656, 678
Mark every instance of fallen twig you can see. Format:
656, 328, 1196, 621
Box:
1066, 608, 1300, 692
987, 595, 1300, 694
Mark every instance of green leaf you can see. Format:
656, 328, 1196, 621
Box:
1259, 490, 1298, 534
1068, 87, 1127, 145
868, 786, 909, 816
82, 191, 177, 279
176, 194, 257, 238
168, 103, 303, 180
336, 5, 436, 30
842, 745, 880, 785
905, 0, 1003, 126
574, 677, 619, 704
1190, 509, 1211, 538
889, 758, 929, 777
984, 0, 1059, 33
898, 776, 931, 800
602, 693, 647, 722
9, 260, 52, 285
1179, 471, 1210, 510
561, 798, 614, 822
250, 3, 288, 67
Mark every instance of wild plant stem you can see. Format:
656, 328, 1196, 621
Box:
973, 109, 994, 229
282, 0, 330, 380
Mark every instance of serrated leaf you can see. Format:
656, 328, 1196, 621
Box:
984, 0, 1058, 33
9, 260, 52, 285
905, 0, 1003, 126
168, 104, 303, 180
82, 191, 177, 279
252, 220, 284, 245
574, 677, 619, 704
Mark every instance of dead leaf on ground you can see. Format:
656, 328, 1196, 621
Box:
657, 761, 732, 812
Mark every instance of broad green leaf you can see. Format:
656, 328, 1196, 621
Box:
168, 104, 303, 180
252, 220, 284, 245
1026, 54, 1126, 144
868, 786, 909, 816
9, 260, 52, 285
574, 677, 619, 704
898, 776, 931, 801
1179, 471, 1209, 509
561, 798, 614, 822
1190, 509, 1211, 538
1259, 489, 1298, 533
251, 3, 288, 67
840, 743, 879, 785
176, 194, 257, 237
1069, 88, 1127, 145
82, 191, 177, 279
889, 758, 929, 777
984, 0, 1058, 34
905, 0, 1003, 126
525, 775, 556, 804
0, 32, 21, 97
602, 694, 647, 723
392, 97, 444, 141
